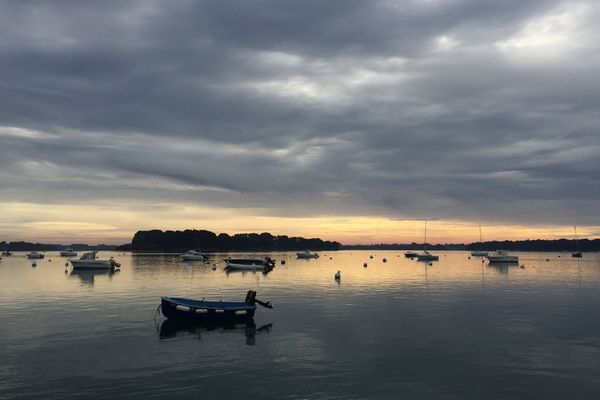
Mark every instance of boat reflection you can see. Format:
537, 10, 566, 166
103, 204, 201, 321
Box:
487, 262, 519, 275
158, 318, 273, 345
69, 269, 119, 286
225, 267, 273, 276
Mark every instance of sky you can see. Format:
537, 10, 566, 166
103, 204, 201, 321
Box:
1, 0, 599, 245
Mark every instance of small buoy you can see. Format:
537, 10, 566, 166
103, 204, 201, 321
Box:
330, 257, 332, 260
48, 259, 52, 262
65, 262, 68, 266
281, 260, 286, 265
32, 262, 37, 267
211, 266, 216, 271
334, 271, 341, 280
558, 255, 561, 258
382, 258, 387, 263
520, 265, 525, 269
428, 262, 433, 266
369, 255, 373, 259
363, 263, 367, 268
468, 256, 471, 259
546, 259, 549, 262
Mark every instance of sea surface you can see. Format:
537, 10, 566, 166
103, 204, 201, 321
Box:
1, 250, 600, 399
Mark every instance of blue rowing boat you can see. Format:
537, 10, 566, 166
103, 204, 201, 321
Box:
160, 290, 272, 321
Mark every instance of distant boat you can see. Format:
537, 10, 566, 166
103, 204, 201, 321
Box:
59, 248, 78, 257
1, 250, 12, 256
181, 250, 209, 261
486, 250, 518, 263
71, 251, 120, 270
404, 251, 419, 258
225, 256, 275, 271
471, 225, 488, 257
160, 290, 272, 321
26, 251, 44, 259
416, 220, 439, 261
296, 250, 319, 259
572, 226, 582, 258
416, 251, 439, 261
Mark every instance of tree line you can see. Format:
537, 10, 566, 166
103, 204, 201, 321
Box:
117, 229, 342, 252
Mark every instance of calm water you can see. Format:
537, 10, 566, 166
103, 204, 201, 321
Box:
1, 251, 600, 399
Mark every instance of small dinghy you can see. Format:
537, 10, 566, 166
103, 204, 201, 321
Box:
160, 290, 273, 321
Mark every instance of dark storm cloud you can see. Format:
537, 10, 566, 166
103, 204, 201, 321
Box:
1, 0, 599, 226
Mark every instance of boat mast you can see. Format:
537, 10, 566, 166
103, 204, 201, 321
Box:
574, 225, 579, 251
423, 220, 427, 252
479, 225, 486, 251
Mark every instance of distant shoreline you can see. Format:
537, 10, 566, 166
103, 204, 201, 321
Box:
2, 236, 599, 253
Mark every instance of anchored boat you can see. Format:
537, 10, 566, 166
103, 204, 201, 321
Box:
160, 290, 273, 321
485, 250, 518, 263
296, 250, 319, 259
416, 221, 439, 261
181, 250, 209, 261
59, 248, 78, 257
26, 251, 44, 259
71, 252, 121, 270
225, 256, 275, 271
572, 226, 583, 258
470, 225, 488, 257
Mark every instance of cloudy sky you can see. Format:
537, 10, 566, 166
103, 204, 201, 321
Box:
1, 0, 599, 244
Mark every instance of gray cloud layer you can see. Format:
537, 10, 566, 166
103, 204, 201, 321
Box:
1, 0, 599, 226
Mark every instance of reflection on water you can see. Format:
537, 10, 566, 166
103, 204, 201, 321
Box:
1, 251, 600, 399
69, 269, 119, 286
158, 318, 273, 345
486, 262, 519, 275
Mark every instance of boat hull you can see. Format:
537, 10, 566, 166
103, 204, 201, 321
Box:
486, 256, 519, 263
571, 252, 582, 258
416, 254, 439, 261
404, 252, 418, 258
161, 297, 256, 320
471, 251, 488, 257
225, 262, 268, 270
297, 254, 318, 259
60, 252, 77, 257
181, 255, 208, 261
71, 260, 115, 270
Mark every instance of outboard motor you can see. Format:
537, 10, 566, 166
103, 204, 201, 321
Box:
245, 290, 257, 305
245, 290, 273, 309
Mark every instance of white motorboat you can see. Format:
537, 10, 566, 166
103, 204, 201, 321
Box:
26, 251, 44, 259
296, 250, 319, 259
71, 252, 120, 270
485, 250, 518, 263
404, 251, 419, 258
181, 250, 209, 261
416, 251, 439, 261
59, 248, 78, 257
225, 257, 275, 270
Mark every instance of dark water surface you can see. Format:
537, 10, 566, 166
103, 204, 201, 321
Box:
1, 251, 600, 399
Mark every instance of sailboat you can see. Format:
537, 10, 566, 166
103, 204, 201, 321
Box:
572, 226, 582, 258
416, 220, 439, 261
471, 225, 488, 257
